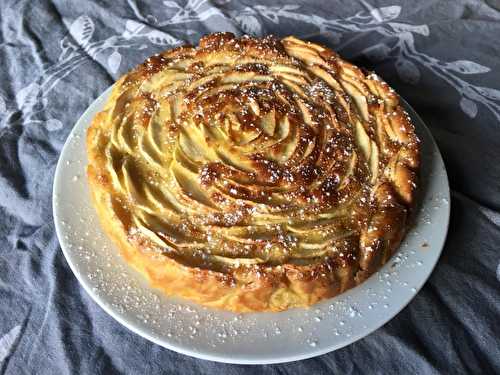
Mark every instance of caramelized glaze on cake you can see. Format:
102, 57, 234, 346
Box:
86, 33, 420, 312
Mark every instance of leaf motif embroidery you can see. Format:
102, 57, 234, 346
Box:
15, 83, 42, 110
235, 15, 262, 36
108, 51, 122, 74
147, 30, 180, 46
252, 6, 279, 24
282, 5, 300, 10
395, 58, 420, 84
0, 325, 22, 365
388, 22, 429, 36
445, 60, 491, 74
460, 97, 478, 118
59, 37, 76, 61
370, 6, 401, 22
163, 0, 181, 8
123, 20, 144, 40
125, 20, 144, 33
476, 86, 500, 101
69, 15, 95, 46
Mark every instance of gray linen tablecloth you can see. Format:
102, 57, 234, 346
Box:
1, 0, 499, 373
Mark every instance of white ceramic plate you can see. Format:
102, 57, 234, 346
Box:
53, 85, 450, 364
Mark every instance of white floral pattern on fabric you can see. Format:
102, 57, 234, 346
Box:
230, 4, 498, 120
9, 1, 500, 131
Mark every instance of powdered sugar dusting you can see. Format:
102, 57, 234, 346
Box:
53, 83, 450, 363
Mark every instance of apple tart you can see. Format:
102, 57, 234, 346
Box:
86, 33, 420, 312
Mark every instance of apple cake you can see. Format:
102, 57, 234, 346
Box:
86, 32, 420, 312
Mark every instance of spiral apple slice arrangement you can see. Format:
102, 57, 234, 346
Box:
86, 33, 419, 311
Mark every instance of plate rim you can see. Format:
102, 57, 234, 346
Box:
53, 85, 450, 365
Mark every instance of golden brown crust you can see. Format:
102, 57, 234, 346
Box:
86, 33, 420, 312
